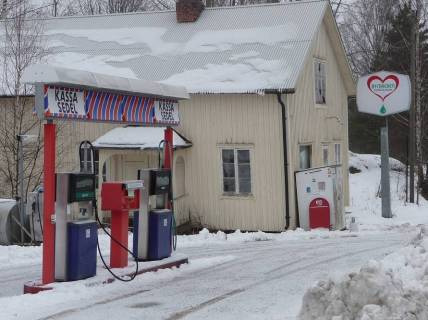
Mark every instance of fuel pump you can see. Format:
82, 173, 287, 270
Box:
133, 139, 176, 261
54, 172, 97, 281
133, 169, 172, 260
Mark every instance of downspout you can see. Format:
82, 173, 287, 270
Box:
276, 93, 290, 230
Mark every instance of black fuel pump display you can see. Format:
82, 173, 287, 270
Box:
149, 169, 171, 195
68, 173, 96, 203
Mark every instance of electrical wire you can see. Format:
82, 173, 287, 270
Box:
30, 198, 35, 243
79, 140, 139, 282
94, 204, 139, 282
36, 187, 43, 235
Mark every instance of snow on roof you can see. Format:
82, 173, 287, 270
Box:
22, 64, 189, 100
39, 1, 328, 94
92, 126, 192, 149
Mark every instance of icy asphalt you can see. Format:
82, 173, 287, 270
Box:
0, 230, 413, 320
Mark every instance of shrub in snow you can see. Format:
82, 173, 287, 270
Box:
299, 227, 428, 320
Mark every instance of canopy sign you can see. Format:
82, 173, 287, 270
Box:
37, 85, 180, 125
356, 71, 411, 116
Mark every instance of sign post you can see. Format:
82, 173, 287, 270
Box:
380, 121, 392, 218
357, 71, 411, 219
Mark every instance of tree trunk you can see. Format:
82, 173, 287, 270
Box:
410, 15, 416, 203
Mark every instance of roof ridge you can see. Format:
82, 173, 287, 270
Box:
204, 0, 327, 11
36, 0, 327, 22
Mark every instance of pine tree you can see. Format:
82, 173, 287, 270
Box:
371, 2, 428, 200
349, 3, 428, 198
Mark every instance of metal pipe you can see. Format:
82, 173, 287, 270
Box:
381, 118, 392, 218
276, 93, 290, 229
17, 135, 25, 243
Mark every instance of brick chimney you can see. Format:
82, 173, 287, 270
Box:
176, 0, 205, 23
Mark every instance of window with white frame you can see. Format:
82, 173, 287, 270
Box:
334, 143, 341, 164
222, 148, 251, 195
299, 145, 312, 169
322, 144, 329, 166
314, 59, 326, 104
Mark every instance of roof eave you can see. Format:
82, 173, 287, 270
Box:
93, 144, 192, 150
263, 88, 296, 95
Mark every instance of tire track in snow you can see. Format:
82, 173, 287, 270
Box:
33, 237, 402, 320
33, 240, 341, 320
165, 243, 398, 320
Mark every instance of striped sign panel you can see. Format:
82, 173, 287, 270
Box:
41, 85, 179, 125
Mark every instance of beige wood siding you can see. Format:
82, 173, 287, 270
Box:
173, 148, 190, 226
176, 94, 286, 232
286, 18, 351, 229
57, 121, 120, 172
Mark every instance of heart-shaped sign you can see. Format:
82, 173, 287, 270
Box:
367, 75, 400, 101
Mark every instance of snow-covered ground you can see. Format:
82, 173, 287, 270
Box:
299, 227, 428, 320
348, 152, 428, 230
298, 153, 428, 320
0, 152, 427, 320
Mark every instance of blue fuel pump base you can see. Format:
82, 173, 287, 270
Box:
80, 140, 139, 282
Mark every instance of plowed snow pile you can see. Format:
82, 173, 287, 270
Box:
299, 227, 428, 320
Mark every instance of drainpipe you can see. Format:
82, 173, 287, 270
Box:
276, 93, 290, 230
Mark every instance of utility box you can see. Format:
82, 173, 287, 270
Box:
67, 220, 97, 281
295, 165, 344, 231
148, 209, 172, 260
309, 198, 330, 229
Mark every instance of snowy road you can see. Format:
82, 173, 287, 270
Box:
0, 264, 40, 298
0, 231, 411, 320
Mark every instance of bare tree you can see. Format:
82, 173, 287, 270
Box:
338, 0, 400, 76
0, 0, 48, 198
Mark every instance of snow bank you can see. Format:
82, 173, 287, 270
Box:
299, 227, 428, 320
178, 228, 361, 248
349, 152, 405, 173
348, 152, 428, 231
0, 245, 41, 269
178, 228, 274, 247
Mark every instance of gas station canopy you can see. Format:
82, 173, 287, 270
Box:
23, 64, 189, 100
22, 65, 189, 126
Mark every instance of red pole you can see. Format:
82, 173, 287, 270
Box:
110, 210, 129, 268
42, 122, 56, 284
164, 127, 173, 169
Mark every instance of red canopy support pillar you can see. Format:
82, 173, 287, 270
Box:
164, 127, 173, 169
110, 210, 129, 268
43, 121, 56, 284
164, 127, 173, 210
